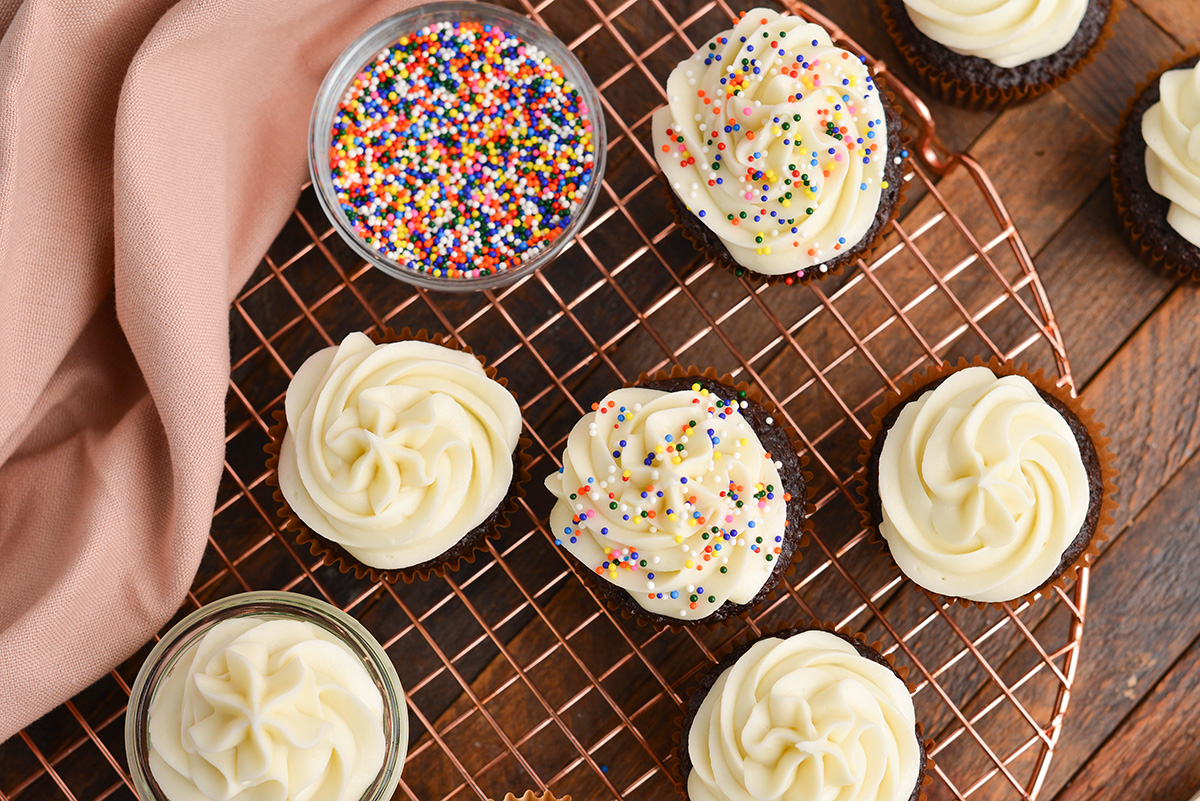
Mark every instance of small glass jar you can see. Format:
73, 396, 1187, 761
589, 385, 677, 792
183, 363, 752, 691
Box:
308, 1, 607, 292
125, 591, 407, 801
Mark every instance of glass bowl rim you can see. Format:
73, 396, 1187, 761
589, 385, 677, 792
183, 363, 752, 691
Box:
306, 0, 608, 292
123, 590, 407, 801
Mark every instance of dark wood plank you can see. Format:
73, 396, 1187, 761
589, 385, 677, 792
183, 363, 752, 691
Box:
1053, 628, 1200, 801
1055, 0, 1183, 136
1129, 0, 1200, 49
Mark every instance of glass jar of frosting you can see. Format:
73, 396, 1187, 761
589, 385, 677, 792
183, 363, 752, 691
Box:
125, 591, 407, 801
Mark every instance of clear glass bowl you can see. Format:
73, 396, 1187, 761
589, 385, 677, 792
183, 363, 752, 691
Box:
308, 1, 607, 292
125, 591, 407, 801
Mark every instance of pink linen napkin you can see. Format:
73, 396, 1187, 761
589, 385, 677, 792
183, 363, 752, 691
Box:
0, 0, 423, 742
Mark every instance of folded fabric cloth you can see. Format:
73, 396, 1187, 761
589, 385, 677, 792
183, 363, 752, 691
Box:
0, 0, 424, 743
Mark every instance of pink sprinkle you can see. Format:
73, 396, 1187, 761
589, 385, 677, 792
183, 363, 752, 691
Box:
743, 107, 752, 116
834, 154, 843, 162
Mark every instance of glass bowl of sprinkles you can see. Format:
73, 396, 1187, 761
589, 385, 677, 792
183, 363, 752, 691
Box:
309, 1, 606, 291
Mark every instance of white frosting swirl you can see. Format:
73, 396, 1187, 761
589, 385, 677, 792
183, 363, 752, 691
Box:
687, 631, 920, 801
1143, 59, 1200, 247
878, 367, 1090, 603
901, 0, 1089, 68
545, 383, 788, 620
652, 9, 890, 277
279, 332, 522, 569
148, 618, 385, 801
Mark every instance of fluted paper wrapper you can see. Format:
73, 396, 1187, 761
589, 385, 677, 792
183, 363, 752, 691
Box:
492, 792, 570, 801
1111, 49, 1200, 282
672, 620, 934, 801
264, 326, 532, 585
559, 365, 813, 631
855, 356, 1118, 609
880, 0, 1121, 109
663, 80, 908, 287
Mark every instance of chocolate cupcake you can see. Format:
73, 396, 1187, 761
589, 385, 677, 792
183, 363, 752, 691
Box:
544, 368, 808, 627
680, 625, 928, 801
266, 328, 529, 583
859, 359, 1117, 606
653, 8, 905, 285
881, 0, 1118, 108
1112, 52, 1200, 280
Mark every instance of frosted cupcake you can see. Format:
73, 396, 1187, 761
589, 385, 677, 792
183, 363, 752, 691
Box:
545, 370, 807, 627
1112, 53, 1200, 280
653, 9, 904, 284
881, 0, 1117, 107
268, 329, 528, 583
860, 361, 1116, 605
681, 626, 927, 801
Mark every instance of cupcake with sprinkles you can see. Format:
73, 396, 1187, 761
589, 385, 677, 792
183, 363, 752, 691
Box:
653, 8, 905, 284
544, 367, 809, 627
315, 4, 603, 287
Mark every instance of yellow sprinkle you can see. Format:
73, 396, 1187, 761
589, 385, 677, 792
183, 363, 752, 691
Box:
714, 452, 723, 460
672, 456, 683, 465
685, 560, 695, 569
882, 181, 890, 189
675, 535, 684, 543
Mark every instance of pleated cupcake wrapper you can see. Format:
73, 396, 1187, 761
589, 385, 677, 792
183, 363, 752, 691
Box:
263, 326, 533, 585
1111, 49, 1200, 282
663, 79, 909, 287
854, 356, 1118, 610
563, 365, 814, 632
879, 0, 1122, 109
491, 792, 570, 801
670, 620, 935, 801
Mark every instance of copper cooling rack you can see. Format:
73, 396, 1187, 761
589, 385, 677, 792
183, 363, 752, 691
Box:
1, 1, 1089, 800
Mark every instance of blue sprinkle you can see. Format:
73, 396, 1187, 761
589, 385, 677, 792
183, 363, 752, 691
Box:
670, 591, 679, 599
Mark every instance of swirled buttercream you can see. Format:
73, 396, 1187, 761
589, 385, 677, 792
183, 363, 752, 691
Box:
877, 367, 1090, 603
545, 383, 788, 620
279, 332, 522, 569
901, 0, 1089, 68
687, 631, 920, 801
148, 618, 385, 801
652, 10, 890, 276
1143, 59, 1200, 247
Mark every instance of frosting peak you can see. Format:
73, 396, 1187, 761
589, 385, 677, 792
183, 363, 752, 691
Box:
278, 333, 522, 569
1143, 59, 1200, 247
652, 9, 890, 276
545, 383, 788, 620
148, 618, 386, 801
687, 631, 920, 801
902, 0, 1089, 68
877, 367, 1090, 602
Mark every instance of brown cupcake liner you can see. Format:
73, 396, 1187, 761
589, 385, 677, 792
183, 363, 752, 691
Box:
670, 619, 935, 801
264, 326, 532, 585
1111, 48, 1200, 282
664, 81, 910, 287
880, 0, 1122, 109
558, 365, 814, 632
491, 792, 569, 801
854, 356, 1118, 610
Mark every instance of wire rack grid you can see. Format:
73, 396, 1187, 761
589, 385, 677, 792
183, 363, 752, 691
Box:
0, 1, 1091, 801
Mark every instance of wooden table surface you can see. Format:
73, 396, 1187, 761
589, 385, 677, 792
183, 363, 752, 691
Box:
3, 1, 1199, 801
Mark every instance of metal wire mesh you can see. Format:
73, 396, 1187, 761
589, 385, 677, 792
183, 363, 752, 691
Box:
0, 1, 1088, 801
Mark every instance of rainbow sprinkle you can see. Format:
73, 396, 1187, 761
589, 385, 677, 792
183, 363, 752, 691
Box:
328, 20, 596, 279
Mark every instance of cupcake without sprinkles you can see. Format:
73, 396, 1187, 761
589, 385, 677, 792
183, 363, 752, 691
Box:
311, 3, 604, 289
653, 8, 905, 284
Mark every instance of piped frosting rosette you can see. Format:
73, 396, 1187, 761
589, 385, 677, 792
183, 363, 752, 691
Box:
545, 374, 805, 624
270, 329, 527, 582
681, 627, 925, 801
859, 359, 1116, 606
901, 0, 1089, 68
147, 618, 386, 801
1142, 58, 1200, 248
653, 9, 895, 278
